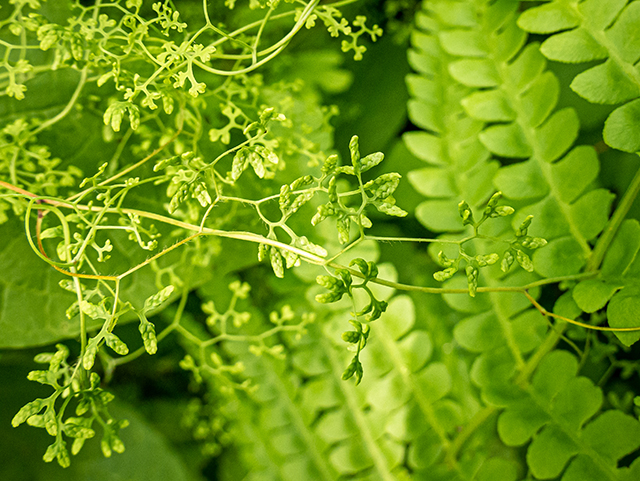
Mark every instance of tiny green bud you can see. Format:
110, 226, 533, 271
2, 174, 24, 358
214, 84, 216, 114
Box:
434, 267, 458, 282
342, 331, 360, 343
458, 200, 475, 226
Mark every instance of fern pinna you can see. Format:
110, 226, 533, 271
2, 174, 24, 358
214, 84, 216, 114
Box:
404, 0, 640, 480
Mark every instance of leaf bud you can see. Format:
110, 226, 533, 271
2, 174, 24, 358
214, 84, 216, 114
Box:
458, 200, 475, 226
342, 331, 360, 343
434, 267, 457, 282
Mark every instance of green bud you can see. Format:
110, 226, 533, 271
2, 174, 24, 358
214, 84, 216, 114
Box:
516, 215, 534, 237
516, 249, 534, 272
465, 265, 478, 297
322, 154, 338, 174
491, 205, 515, 217
476, 253, 499, 267
349, 135, 361, 171
434, 267, 457, 282
501, 249, 515, 272
342, 331, 360, 343
458, 200, 475, 226
520, 236, 547, 249
438, 250, 455, 267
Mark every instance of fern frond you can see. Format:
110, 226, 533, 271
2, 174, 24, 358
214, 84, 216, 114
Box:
518, 0, 640, 152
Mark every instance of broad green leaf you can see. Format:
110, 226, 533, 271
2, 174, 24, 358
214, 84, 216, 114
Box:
582, 410, 640, 462
527, 424, 579, 479
366, 371, 410, 411
572, 279, 622, 313
607, 284, 640, 346
514, 196, 570, 239
579, 0, 627, 30
438, 29, 488, 57
407, 49, 438, 77
449, 59, 500, 87
461, 89, 516, 121
551, 377, 602, 431
533, 236, 586, 278
406, 75, 440, 104
408, 99, 444, 133
415, 363, 451, 403
498, 400, 549, 446
520, 71, 559, 128
606, 2, 640, 64
571, 59, 640, 105
511, 309, 548, 353
601, 219, 640, 278
453, 311, 502, 353
415, 199, 462, 232
429, 1, 477, 27
479, 123, 532, 158
603, 99, 640, 152
507, 43, 547, 91
476, 457, 518, 481
315, 410, 355, 444
379, 296, 415, 341
534, 108, 579, 163
517, 3, 579, 34
494, 161, 549, 200
402, 132, 446, 165
531, 350, 578, 402
540, 28, 607, 63
407, 167, 457, 198
549, 146, 600, 204
569, 188, 615, 240
329, 440, 373, 475
397, 330, 432, 372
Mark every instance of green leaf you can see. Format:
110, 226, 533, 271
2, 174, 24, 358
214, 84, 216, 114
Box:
415, 199, 463, 232
494, 161, 548, 200
534, 108, 579, 163
573, 279, 622, 313
507, 43, 547, 91
527, 424, 579, 479
603, 99, 640, 152
402, 132, 446, 165
476, 458, 518, 481
533, 236, 586, 278
408, 100, 444, 133
605, 2, 640, 64
453, 311, 502, 353
479, 123, 532, 158
571, 59, 640, 105
407, 167, 456, 197
415, 363, 451, 403
461, 89, 516, 122
578, 0, 627, 30
540, 28, 608, 63
520, 71, 559, 128
582, 410, 640, 462
517, 3, 579, 34
601, 219, 640, 278
549, 146, 600, 204
607, 285, 640, 346
449, 59, 499, 87
569, 189, 615, 240
438, 29, 488, 57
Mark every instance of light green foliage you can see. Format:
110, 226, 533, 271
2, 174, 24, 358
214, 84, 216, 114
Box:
517, 0, 640, 152
1, 0, 640, 479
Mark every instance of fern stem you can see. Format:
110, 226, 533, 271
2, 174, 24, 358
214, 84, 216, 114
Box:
586, 163, 640, 272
